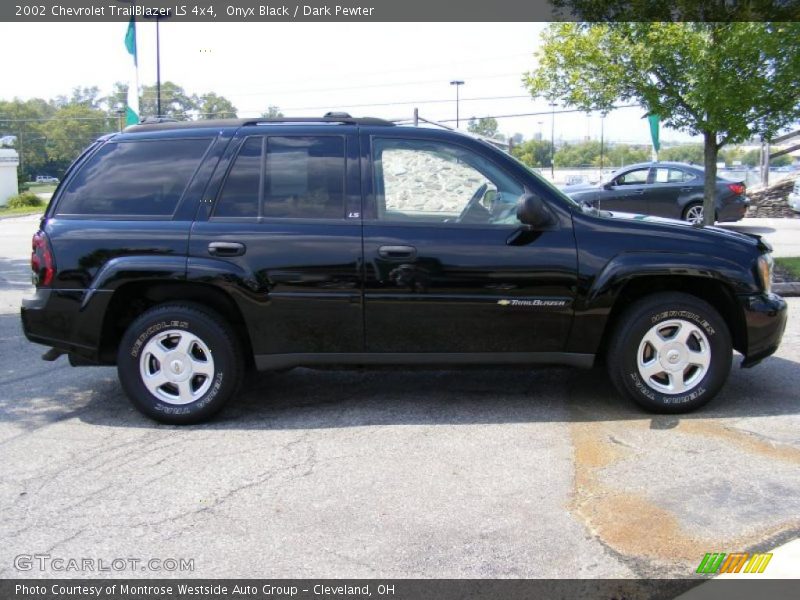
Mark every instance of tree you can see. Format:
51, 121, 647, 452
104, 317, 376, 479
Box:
196, 92, 237, 119
41, 104, 115, 171
261, 106, 284, 119
0, 98, 55, 180
524, 22, 800, 224
512, 138, 553, 168
553, 140, 601, 167
659, 144, 704, 165
139, 81, 195, 119
605, 144, 650, 167
467, 116, 501, 139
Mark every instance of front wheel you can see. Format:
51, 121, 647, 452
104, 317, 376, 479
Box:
117, 303, 243, 424
606, 293, 732, 413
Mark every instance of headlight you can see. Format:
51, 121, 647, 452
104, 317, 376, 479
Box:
757, 254, 773, 294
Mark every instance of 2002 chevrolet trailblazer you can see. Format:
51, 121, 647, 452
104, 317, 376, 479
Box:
20, 115, 787, 424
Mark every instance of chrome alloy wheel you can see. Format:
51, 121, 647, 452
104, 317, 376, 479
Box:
684, 204, 704, 224
636, 319, 711, 394
139, 329, 215, 405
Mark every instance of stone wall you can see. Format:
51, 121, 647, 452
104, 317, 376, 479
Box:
382, 149, 488, 214
746, 177, 797, 218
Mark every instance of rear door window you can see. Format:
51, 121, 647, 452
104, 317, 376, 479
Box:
213, 137, 263, 218
263, 136, 346, 219
56, 138, 211, 216
212, 135, 346, 220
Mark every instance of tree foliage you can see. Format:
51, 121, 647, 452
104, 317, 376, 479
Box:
196, 93, 238, 119
0, 82, 243, 181
511, 138, 554, 168
467, 116, 502, 139
524, 22, 800, 223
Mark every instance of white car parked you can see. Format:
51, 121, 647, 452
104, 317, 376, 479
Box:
789, 179, 800, 213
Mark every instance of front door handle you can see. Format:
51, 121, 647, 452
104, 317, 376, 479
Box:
378, 245, 417, 260
208, 241, 246, 257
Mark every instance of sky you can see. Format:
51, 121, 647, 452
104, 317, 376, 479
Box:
0, 22, 703, 145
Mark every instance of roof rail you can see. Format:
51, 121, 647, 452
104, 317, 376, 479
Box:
124, 113, 395, 132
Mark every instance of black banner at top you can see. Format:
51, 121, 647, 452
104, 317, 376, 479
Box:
2, 0, 799, 22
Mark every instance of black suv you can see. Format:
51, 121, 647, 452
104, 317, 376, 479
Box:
21, 115, 787, 424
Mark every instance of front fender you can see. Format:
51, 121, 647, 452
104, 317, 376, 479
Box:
587, 251, 757, 304
567, 251, 758, 354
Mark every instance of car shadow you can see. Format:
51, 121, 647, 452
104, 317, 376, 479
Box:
1, 313, 797, 432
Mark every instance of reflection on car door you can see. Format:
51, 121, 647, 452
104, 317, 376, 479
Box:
360, 132, 578, 355
188, 129, 364, 357
647, 167, 696, 218
599, 167, 650, 214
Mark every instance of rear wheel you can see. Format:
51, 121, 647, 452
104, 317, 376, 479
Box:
607, 293, 732, 413
117, 303, 243, 424
682, 202, 705, 224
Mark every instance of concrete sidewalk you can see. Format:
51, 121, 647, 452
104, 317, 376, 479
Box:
720, 218, 800, 258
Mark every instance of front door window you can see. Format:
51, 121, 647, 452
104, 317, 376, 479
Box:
372, 138, 524, 225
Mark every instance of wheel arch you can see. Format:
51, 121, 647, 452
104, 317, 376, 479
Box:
98, 280, 254, 367
597, 275, 747, 361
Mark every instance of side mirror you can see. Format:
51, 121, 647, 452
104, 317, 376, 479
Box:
516, 193, 555, 229
602, 181, 614, 190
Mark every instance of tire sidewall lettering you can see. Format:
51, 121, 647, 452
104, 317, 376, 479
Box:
130, 320, 190, 358
630, 309, 718, 404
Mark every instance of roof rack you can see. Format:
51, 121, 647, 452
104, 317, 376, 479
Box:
124, 112, 395, 132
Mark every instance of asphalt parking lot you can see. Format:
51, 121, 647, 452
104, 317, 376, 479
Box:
0, 214, 798, 579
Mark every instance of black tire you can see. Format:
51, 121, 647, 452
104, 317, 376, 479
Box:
117, 303, 243, 424
606, 292, 732, 413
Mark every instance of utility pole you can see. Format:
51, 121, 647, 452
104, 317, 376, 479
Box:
600, 112, 606, 173
450, 80, 464, 128
549, 101, 557, 179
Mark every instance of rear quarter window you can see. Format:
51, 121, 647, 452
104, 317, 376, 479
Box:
55, 138, 211, 217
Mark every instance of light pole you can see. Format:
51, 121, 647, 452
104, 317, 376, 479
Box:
549, 101, 557, 179
600, 112, 606, 173
450, 80, 464, 128
142, 11, 172, 117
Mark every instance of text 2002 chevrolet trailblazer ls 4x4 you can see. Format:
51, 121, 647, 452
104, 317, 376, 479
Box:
21, 115, 787, 424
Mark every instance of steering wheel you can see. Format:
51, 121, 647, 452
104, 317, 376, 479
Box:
457, 183, 489, 223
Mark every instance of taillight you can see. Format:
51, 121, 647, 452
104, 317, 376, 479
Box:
728, 182, 746, 196
31, 232, 55, 287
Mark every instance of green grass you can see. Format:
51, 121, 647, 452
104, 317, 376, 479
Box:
26, 183, 57, 193
775, 257, 800, 280
0, 205, 44, 218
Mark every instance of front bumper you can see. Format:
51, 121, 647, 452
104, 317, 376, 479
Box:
738, 292, 788, 367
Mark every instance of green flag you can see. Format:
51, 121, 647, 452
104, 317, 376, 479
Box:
124, 16, 139, 126
648, 113, 660, 153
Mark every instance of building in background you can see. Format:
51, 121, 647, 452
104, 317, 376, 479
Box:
0, 136, 20, 206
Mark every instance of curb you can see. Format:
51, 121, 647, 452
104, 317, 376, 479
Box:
0, 211, 43, 221
774, 282, 800, 297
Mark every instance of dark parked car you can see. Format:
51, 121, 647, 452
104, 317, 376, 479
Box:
21, 116, 786, 424
564, 161, 749, 224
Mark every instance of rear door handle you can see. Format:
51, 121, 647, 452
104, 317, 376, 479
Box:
378, 245, 417, 260
680, 187, 693, 192
208, 241, 246, 257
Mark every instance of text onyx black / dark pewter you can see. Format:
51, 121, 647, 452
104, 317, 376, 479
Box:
20, 115, 787, 424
